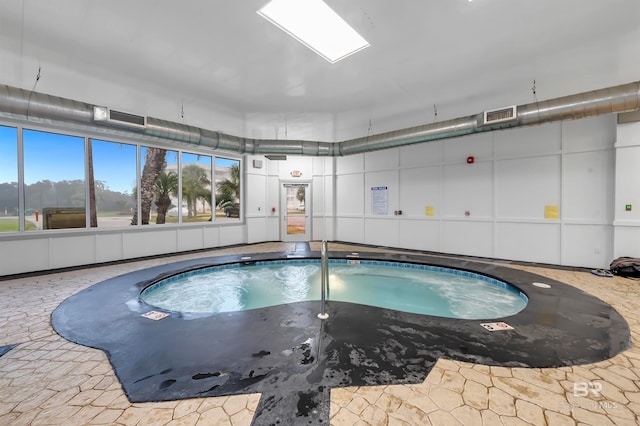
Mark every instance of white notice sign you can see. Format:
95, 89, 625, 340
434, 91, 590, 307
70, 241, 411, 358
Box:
371, 186, 388, 215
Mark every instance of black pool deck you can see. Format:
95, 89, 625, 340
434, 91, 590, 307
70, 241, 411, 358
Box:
52, 248, 631, 425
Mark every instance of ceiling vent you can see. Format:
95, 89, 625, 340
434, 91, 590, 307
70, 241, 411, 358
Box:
483, 105, 517, 126
265, 154, 287, 160
93, 106, 146, 128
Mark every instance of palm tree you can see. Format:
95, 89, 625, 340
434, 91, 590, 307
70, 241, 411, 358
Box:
296, 186, 305, 206
181, 164, 210, 218
88, 140, 97, 227
154, 172, 178, 224
215, 163, 240, 213
131, 148, 166, 225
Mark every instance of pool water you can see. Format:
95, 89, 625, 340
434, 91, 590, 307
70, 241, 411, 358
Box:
140, 260, 527, 319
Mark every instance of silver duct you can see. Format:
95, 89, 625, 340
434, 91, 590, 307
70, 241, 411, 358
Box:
1, 81, 639, 156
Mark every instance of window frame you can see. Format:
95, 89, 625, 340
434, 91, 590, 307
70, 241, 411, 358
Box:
0, 119, 243, 236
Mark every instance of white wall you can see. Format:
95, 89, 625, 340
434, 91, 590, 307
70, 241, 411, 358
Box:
0, 225, 245, 276
614, 120, 640, 258
0, 113, 631, 275
244, 154, 335, 243
334, 115, 618, 268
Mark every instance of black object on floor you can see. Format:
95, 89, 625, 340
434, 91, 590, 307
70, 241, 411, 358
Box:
0, 344, 18, 357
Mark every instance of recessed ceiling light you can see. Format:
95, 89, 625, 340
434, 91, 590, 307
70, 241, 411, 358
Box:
257, 0, 370, 64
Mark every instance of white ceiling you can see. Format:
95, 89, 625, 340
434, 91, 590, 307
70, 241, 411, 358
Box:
1, 0, 639, 140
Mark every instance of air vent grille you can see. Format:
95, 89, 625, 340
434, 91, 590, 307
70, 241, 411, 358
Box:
483, 106, 517, 125
109, 110, 146, 127
93, 106, 146, 128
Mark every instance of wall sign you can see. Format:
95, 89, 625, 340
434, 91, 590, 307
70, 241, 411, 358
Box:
371, 186, 388, 215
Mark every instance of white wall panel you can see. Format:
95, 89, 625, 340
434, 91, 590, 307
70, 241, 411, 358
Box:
365, 148, 399, 171
364, 218, 398, 247
443, 133, 492, 164
324, 175, 334, 214
496, 223, 560, 264
615, 146, 640, 222
312, 157, 325, 175
399, 220, 440, 252
247, 217, 267, 243
203, 227, 220, 247
613, 121, 640, 259
494, 122, 561, 158
219, 225, 245, 246
95, 233, 124, 263
277, 156, 312, 180
563, 114, 615, 152
336, 174, 364, 215
123, 230, 177, 258
441, 221, 493, 257
564, 151, 614, 222
616, 121, 640, 148
336, 154, 364, 175
336, 217, 364, 243
495, 156, 561, 219
312, 217, 324, 241
266, 158, 280, 175
266, 217, 280, 241
247, 155, 267, 175
400, 166, 441, 218
614, 226, 640, 258
563, 224, 613, 268
313, 215, 333, 241
312, 176, 325, 214
267, 176, 280, 216
364, 171, 398, 215
177, 227, 205, 252
442, 162, 493, 218
400, 141, 442, 167
0, 239, 49, 275
246, 174, 266, 217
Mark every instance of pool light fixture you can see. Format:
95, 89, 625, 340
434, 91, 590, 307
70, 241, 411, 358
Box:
257, 0, 370, 63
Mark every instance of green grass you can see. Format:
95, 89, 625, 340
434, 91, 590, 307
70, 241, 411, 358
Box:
0, 219, 36, 231
149, 214, 213, 224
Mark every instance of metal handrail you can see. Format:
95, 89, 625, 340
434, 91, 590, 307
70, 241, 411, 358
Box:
318, 240, 329, 320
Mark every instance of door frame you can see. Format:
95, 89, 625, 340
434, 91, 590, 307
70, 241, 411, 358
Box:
280, 180, 311, 241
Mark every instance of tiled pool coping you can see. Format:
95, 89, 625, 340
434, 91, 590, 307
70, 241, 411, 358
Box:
141, 259, 528, 315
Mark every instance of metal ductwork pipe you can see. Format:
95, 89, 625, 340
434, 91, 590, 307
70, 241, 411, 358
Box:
0, 81, 639, 157
517, 81, 640, 125
0, 84, 94, 125
339, 114, 482, 156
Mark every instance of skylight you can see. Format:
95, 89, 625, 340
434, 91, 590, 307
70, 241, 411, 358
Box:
257, 0, 370, 64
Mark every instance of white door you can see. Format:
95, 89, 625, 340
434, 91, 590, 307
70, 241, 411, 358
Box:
281, 182, 311, 241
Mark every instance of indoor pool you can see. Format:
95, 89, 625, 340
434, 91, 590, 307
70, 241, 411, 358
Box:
141, 259, 528, 319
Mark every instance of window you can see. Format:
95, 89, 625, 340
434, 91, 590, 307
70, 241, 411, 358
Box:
89, 139, 137, 228
0, 121, 242, 232
180, 152, 212, 223
23, 130, 85, 231
214, 157, 241, 221
0, 126, 18, 232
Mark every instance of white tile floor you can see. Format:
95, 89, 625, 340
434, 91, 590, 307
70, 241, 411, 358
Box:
1, 242, 638, 425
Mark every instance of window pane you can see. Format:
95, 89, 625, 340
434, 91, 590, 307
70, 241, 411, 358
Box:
214, 157, 241, 221
89, 139, 137, 228
0, 126, 18, 232
133, 146, 178, 225
181, 152, 212, 223
23, 129, 85, 230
